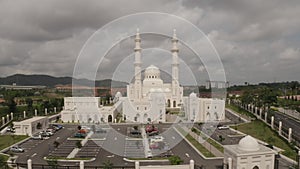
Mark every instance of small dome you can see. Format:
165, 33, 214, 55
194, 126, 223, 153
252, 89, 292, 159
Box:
115, 92, 122, 98
189, 92, 197, 97
238, 135, 260, 151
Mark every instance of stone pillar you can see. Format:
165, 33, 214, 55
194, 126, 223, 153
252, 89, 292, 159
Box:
279, 121, 282, 135
80, 161, 84, 169
45, 108, 47, 115
271, 116, 274, 129
11, 112, 13, 120
259, 108, 263, 119
2, 117, 5, 125
135, 161, 140, 169
255, 107, 258, 115
265, 112, 268, 122
54, 107, 57, 113
27, 159, 32, 169
35, 109, 37, 116
228, 99, 231, 105
228, 158, 232, 169
189, 159, 194, 169
288, 128, 292, 143
297, 150, 300, 169
6, 114, 9, 122
23, 111, 26, 119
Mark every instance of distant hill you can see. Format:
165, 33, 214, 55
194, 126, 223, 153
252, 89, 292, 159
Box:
0, 74, 128, 88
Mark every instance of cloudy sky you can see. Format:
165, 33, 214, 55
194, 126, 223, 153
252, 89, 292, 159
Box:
0, 0, 299, 85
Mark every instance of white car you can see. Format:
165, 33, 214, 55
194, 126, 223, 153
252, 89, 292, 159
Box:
217, 126, 229, 130
150, 136, 164, 143
10, 146, 24, 153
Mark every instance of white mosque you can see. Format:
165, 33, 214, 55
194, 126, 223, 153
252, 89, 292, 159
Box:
61, 29, 225, 124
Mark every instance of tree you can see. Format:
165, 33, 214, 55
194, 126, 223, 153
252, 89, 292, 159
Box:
75, 140, 82, 149
168, 155, 183, 165
103, 160, 113, 169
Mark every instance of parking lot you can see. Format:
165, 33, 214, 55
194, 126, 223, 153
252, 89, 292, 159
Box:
8, 123, 224, 168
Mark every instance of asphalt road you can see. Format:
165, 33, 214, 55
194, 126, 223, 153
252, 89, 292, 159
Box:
272, 111, 300, 144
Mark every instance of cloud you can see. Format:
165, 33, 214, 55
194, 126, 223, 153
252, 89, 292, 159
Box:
0, 0, 299, 85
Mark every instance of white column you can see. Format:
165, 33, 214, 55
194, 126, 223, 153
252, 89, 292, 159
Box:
135, 161, 140, 169
54, 107, 57, 113
288, 128, 292, 143
27, 159, 32, 169
279, 121, 282, 135
171, 29, 179, 98
189, 160, 194, 169
298, 151, 300, 169
79, 161, 84, 169
23, 111, 26, 119
6, 114, 9, 122
2, 117, 5, 125
259, 108, 263, 119
134, 28, 142, 100
11, 112, 13, 120
271, 116, 274, 129
228, 157, 232, 169
265, 112, 268, 122
45, 108, 47, 115
35, 109, 37, 116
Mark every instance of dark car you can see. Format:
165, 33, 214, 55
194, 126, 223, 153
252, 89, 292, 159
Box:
74, 133, 86, 138
95, 128, 107, 134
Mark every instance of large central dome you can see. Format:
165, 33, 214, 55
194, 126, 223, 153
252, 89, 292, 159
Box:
238, 135, 260, 151
144, 65, 160, 79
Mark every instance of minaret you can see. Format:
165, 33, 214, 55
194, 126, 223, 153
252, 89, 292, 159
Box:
171, 29, 179, 99
134, 28, 142, 100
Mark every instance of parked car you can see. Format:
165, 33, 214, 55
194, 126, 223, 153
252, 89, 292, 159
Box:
150, 136, 164, 143
40, 131, 51, 137
95, 128, 107, 134
74, 132, 86, 138
31, 134, 43, 140
217, 125, 229, 130
52, 124, 63, 130
130, 130, 141, 135
10, 146, 24, 153
46, 128, 55, 133
148, 130, 159, 136
6, 127, 15, 133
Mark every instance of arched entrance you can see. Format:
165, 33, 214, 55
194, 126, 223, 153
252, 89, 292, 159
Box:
253, 166, 259, 169
144, 113, 148, 123
173, 101, 176, 108
108, 115, 113, 123
167, 99, 170, 107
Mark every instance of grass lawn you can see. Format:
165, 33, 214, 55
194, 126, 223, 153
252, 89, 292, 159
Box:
0, 153, 9, 162
0, 135, 28, 151
175, 126, 215, 158
192, 127, 224, 153
226, 104, 257, 118
235, 120, 297, 160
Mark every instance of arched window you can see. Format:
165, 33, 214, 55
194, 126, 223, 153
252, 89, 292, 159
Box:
108, 115, 112, 122
253, 166, 259, 169
173, 101, 176, 108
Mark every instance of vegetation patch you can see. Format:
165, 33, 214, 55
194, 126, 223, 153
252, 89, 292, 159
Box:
0, 135, 28, 151
226, 104, 256, 119
191, 127, 224, 152
175, 126, 215, 158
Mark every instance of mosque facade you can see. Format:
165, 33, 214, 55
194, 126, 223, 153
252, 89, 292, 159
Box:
61, 29, 225, 124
